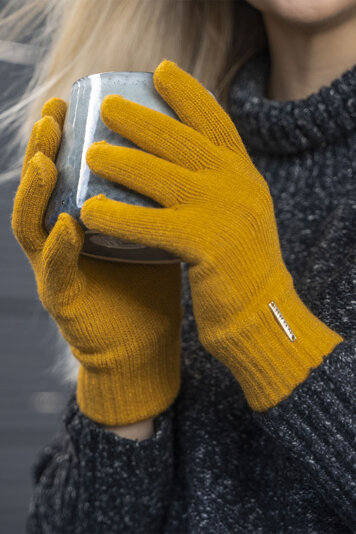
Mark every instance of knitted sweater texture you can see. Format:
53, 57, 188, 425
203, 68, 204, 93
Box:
26, 53, 356, 533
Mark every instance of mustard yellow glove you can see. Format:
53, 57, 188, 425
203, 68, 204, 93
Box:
11, 97, 182, 426
80, 60, 344, 412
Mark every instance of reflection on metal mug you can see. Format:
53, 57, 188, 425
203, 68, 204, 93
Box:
44, 71, 186, 264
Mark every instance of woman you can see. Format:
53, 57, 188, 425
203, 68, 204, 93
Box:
5, 0, 356, 531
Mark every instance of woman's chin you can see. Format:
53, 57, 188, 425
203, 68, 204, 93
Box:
246, 0, 356, 28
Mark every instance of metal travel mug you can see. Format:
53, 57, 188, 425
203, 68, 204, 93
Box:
44, 71, 184, 263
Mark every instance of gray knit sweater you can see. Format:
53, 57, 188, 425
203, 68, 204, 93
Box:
26, 52, 356, 533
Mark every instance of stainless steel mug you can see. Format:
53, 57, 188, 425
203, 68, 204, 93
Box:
44, 71, 184, 263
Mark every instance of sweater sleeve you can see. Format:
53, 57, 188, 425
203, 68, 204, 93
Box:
253, 243, 356, 531
26, 394, 176, 534
254, 341, 356, 531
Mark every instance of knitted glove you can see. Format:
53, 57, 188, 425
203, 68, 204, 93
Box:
11, 97, 183, 425
81, 60, 344, 411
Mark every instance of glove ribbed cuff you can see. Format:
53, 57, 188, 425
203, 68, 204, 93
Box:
215, 278, 344, 412
76, 332, 181, 426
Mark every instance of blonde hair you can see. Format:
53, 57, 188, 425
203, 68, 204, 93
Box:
0, 0, 266, 382
1, 0, 266, 182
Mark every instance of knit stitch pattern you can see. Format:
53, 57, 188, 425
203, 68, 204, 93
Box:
26, 53, 356, 533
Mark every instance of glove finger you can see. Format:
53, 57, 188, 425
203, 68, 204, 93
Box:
100, 94, 220, 171
81, 195, 201, 265
153, 60, 248, 156
41, 212, 84, 301
86, 141, 204, 208
12, 152, 57, 255
41, 97, 67, 130
21, 115, 61, 180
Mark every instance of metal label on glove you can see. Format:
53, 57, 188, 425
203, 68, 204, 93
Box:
268, 301, 296, 342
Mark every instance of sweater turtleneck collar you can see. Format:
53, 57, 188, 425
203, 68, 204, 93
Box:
228, 52, 356, 155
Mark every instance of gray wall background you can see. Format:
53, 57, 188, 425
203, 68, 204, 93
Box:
0, 49, 72, 534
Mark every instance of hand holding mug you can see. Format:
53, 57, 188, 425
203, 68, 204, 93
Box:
11, 97, 183, 426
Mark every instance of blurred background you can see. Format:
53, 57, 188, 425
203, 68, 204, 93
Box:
0, 20, 73, 533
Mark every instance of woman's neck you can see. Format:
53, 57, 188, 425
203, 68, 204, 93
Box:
264, 8, 356, 101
